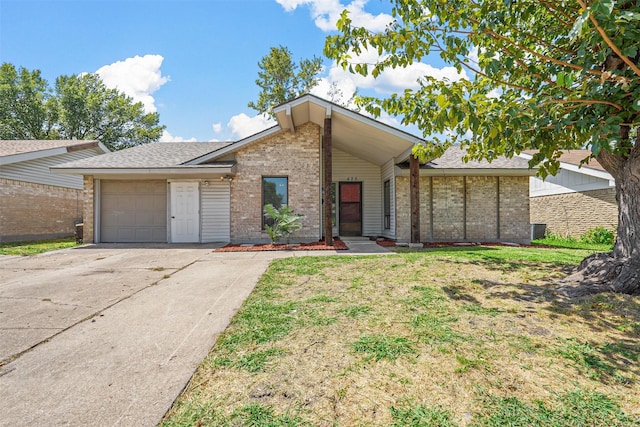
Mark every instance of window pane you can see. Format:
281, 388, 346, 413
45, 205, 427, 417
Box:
384, 180, 391, 229
263, 177, 288, 208
263, 177, 288, 229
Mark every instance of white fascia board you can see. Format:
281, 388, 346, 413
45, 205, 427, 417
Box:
52, 166, 236, 176
530, 182, 611, 197
96, 142, 110, 153
557, 161, 614, 181
273, 94, 425, 145
518, 152, 613, 181
183, 126, 281, 165
395, 168, 535, 177
0, 147, 69, 165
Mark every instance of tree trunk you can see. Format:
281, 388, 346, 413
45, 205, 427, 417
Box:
559, 137, 640, 296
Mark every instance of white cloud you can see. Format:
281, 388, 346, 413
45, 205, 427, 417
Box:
96, 54, 170, 114
159, 130, 197, 143
212, 123, 222, 133
326, 47, 467, 95
310, 76, 358, 108
276, 0, 392, 32
227, 113, 276, 139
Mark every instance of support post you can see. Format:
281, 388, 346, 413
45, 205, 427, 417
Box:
410, 154, 420, 244
323, 118, 333, 246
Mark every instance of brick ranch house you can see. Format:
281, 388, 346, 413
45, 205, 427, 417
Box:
520, 150, 617, 237
53, 95, 533, 245
0, 140, 108, 242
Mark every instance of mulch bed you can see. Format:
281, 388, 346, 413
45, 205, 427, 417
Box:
214, 239, 348, 252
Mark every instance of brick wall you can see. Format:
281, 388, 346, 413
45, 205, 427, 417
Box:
395, 175, 530, 243
83, 176, 94, 243
530, 188, 617, 237
0, 178, 82, 242
466, 176, 498, 239
499, 176, 530, 240
229, 123, 321, 243
395, 176, 410, 242
432, 176, 465, 240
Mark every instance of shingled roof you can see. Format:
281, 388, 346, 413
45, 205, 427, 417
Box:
0, 140, 101, 157
522, 149, 605, 172
55, 141, 231, 169
397, 145, 532, 175
426, 146, 530, 169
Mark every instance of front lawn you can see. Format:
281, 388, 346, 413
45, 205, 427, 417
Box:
162, 246, 640, 426
0, 237, 79, 256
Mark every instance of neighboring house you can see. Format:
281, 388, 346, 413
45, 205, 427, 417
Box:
520, 150, 617, 237
54, 95, 533, 245
0, 140, 108, 242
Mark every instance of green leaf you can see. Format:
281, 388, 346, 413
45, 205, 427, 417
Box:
569, 10, 590, 41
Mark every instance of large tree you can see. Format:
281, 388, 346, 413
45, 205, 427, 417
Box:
248, 45, 323, 117
325, 0, 640, 295
0, 63, 164, 150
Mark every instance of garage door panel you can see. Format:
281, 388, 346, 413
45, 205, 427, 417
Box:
101, 180, 167, 243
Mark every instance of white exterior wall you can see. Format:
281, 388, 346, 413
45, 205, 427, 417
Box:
381, 159, 396, 239
1, 148, 102, 189
332, 148, 382, 237
530, 168, 614, 197
201, 180, 231, 242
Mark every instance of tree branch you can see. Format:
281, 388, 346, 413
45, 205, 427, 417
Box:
576, 0, 640, 77
540, 98, 624, 111
540, 1, 576, 28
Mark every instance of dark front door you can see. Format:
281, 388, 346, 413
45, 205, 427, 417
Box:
339, 182, 362, 236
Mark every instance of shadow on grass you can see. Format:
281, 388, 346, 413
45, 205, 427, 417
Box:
465, 275, 640, 387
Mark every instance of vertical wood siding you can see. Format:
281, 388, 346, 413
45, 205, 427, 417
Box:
201, 180, 231, 242
332, 149, 382, 236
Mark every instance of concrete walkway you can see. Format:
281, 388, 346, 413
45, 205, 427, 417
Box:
0, 240, 389, 426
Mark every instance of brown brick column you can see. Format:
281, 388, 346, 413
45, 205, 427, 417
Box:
83, 176, 95, 243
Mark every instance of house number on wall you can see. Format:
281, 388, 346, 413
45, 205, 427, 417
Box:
345, 177, 359, 181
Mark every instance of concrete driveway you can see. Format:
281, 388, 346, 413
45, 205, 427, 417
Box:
0, 244, 292, 426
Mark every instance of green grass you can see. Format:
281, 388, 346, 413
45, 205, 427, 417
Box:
554, 338, 639, 384
0, 237, 78, 256
390, 404, 457, 427
338, 304, 372, 318
352, 334, 416, 362
475, 389, 638, 427
211, 348, 286, 373
532, 236, 613, 252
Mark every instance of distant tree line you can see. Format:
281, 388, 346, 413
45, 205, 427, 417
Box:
0, 63, 164, 151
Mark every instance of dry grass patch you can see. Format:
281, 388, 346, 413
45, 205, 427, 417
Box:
162, 247, 640, 427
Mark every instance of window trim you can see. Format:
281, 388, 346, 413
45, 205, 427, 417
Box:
383, 179, 391, 230
261, 176, 289, 229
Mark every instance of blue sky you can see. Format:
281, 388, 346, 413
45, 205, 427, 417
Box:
0, 0, 465, 143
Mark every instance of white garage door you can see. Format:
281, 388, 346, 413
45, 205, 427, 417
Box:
100, 180, 167, 242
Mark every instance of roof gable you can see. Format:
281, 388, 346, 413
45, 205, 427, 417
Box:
193, 95, 424, 167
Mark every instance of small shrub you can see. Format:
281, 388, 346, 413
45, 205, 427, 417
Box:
264, 204, 304, 244
581, 226, 615, 245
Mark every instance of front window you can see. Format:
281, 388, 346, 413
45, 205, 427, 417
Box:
262, 176, 288, 228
